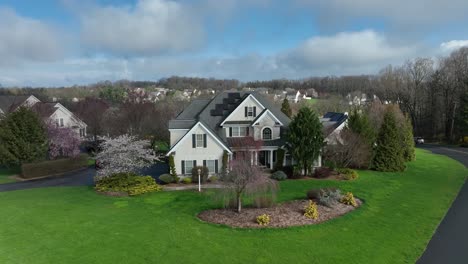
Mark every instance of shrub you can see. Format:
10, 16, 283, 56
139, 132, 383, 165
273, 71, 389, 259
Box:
191, 166, 209, 183
274, 149, 285, 171
95, 172, 162, 196
169, 154, 177, 179
336, 168, 359, 180
21, 154, 88, 179
304, 200, 319, 219
253, 196, 274, 208
271, 171, 287, 181
208, 175, 218, 183
313, 167, 334, 179
159, 174, 174, 184
182, 177, 192, 184
256, 214, 271, 226
282, 166, 294, 178
341, 192, 357, 207
306, 188, 342, 207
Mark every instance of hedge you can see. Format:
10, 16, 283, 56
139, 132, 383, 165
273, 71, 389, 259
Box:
21, 154, 89, 179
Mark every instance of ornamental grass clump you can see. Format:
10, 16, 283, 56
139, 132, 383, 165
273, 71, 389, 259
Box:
256, 214, 271, 226
340, 192, 357, 207
304, 200, 319, 219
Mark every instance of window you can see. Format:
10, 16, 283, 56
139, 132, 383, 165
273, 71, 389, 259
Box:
196, 134, 204, 148
262, 128, 272, 140
247, 107, 254, 117
59, 118, 64, 127
185, 160, 194, 175
206, 160, 216, 174
231, 126, 247, 137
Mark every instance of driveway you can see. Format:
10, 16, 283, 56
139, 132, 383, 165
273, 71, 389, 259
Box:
0, 163, 169, 192
417, 144, 468, 264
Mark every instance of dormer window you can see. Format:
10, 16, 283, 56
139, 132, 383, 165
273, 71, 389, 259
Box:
262, 128, 272, 140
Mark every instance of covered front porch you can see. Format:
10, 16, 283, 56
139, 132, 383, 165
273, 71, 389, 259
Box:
231, 148, 279, 170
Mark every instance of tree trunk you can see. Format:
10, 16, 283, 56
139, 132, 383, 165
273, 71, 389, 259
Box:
237, 193, 242, 213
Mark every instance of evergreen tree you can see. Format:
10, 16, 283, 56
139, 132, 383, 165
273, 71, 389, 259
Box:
372, 109, 406, 172
0, 107, 48, 166
281, 98, 292, 118
402, 114, 416, 161
347, 108, 375, 145
287, 107, 324, 176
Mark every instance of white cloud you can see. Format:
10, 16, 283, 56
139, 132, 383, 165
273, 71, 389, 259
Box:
440, 40, 468, 53
0, 8, 64, 66
278, 30, 420, 74
80, 0, 204, 55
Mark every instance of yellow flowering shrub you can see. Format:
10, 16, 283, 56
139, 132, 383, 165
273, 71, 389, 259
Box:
304, 200, 319, 219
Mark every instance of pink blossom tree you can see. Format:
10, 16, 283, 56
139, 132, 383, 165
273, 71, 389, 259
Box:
95, 134, 156, 178
47, 122, 81, 160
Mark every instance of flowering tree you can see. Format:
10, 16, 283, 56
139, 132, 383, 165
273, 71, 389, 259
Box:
47, 122, 81, 160
95, 134, 155, 178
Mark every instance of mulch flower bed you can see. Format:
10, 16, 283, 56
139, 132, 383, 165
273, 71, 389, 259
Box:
198, 199, 361, 228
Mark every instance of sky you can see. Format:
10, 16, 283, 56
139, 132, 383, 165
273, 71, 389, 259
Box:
1, 0, 468, 87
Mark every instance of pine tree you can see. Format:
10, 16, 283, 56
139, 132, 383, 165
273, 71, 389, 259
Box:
0, 107, 48, 166
347, 108, 375, 145
287, 107, 324, 176
372, 109, 406, 172
401, 114, 415, 161
281, 98, 292, 118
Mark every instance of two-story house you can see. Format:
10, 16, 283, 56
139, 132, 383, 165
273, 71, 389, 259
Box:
0, 95, 87, 138
167, 91, 295, 176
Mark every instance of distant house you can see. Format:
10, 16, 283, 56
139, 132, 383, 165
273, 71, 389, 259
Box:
166, 91, 347, 176
0, 95, 87, 138
321, 112, 349, 145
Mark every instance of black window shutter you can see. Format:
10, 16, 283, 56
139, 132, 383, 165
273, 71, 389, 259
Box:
193, 160, 197, 167
229, 127, 232, 137
253, 107, 257, 117
203, 160, 206, 167
246, 127, 249, 136
245, 106, 248, 117
215, 160, 219, 173
203, 134, 207, 148
192, 134, 196, 148
181, 160, 185, 174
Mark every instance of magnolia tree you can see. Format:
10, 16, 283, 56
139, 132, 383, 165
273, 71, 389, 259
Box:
95, 134, 155, 178
47, 122, 81, 160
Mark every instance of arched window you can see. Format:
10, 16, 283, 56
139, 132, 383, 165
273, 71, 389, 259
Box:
262, 128, 272, 140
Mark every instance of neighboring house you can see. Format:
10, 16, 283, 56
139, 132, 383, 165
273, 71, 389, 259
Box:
321, 112, 349, 145
0, 95, 87, 138
167, 91, 347, 176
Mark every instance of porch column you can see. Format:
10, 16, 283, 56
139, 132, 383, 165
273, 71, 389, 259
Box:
269, 150, 274, 170
255, 151, 258, 166
250, 151, 254, 165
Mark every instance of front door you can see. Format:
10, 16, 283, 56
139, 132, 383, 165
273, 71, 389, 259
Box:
258, 151, 270, 168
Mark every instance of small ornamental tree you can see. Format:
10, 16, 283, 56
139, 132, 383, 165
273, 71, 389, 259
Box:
281, 98, 292, 118
287, 107, 324, 176
402, 114, 416, 162
222, 158, 277, 213
169, 154, 177, 179
0, 107, 47, 165
95, 134, 155, 178
372, 109, 406, 172
47, 122, 81, 159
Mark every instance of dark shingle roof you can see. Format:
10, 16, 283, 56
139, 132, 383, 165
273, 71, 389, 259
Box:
321, 112, 348, 136
30, 102, 58, 118
0, 95, 30, 113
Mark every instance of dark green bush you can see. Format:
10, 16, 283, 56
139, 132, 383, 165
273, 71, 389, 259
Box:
21, 154, 88, 179
159, 174, 174, 184
191, 166, 209, 183
271, 171, 287, 181
182, 177, 192, 184
95, 172, 162, 196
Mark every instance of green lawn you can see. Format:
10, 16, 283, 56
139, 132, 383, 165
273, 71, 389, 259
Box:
0, 167, 19, 184
0, 149, 466, 264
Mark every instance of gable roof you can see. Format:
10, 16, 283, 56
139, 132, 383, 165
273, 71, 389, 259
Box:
321, 112, 348, 136
31, 102, 58, 118
251, 109, 284, 126
0, 95, 31, 113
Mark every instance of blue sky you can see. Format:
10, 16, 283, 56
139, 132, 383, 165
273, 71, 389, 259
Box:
0, 0, 467, 87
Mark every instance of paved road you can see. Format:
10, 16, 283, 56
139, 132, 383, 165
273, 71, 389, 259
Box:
0, 163, 169, 192
417, 144, 468, 264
